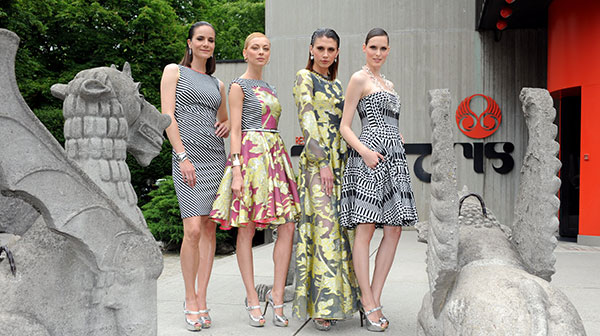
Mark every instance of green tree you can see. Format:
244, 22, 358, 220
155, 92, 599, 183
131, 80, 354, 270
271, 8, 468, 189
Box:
1, 0, 264, 248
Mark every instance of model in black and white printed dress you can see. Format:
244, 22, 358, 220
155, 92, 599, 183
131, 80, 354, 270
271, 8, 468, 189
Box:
339, 28, 418, 333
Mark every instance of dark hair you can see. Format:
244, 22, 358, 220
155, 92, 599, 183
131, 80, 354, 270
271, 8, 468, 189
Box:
305, 28, 340, 80
365, 27, 389, 45
180, 21, 216, 75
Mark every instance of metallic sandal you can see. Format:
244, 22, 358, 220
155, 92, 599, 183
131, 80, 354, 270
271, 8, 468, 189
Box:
264, 290, 289, 327
197, 309, 211, 329
359, 305, 387, 332
312, 318, 332, 331
245, 298, 266, 327
183, 302, 202, 331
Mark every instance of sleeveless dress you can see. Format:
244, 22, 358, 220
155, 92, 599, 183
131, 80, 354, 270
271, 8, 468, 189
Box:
292, 69, 359, 320
339, 91, 418, 228
172, 65, 226, 218
210, 78, 300, 230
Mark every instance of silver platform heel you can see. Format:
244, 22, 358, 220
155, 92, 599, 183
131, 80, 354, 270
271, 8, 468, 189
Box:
245, 298, 266, 327
359, 305, 387, 332
264, 290, 289, 327
183, 301, 202, 331
197, 309, 211, 329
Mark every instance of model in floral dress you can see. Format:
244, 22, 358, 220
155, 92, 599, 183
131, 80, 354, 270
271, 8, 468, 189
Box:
210, 77, 300, 229
210, 33, 299, 328
292, 29, 359, 332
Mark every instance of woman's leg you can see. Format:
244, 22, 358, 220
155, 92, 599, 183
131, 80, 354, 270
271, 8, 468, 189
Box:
181, 216, 202, 319
371, 226, 402, 308
195, 215, 216, 320
271, 222, 294, 317
236, 222, 263, 319
353, 223, 385, 323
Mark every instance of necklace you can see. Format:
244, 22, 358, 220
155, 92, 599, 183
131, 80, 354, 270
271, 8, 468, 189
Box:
362, 65, 400, 112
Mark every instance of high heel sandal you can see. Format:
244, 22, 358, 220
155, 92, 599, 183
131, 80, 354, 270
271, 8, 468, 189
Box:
197, 309, 211, 329
312, 318, 332, 331
245, 298, 266, 327
263, 290, 289, 327
359, 305, 388, 332
183, 301, 202, 331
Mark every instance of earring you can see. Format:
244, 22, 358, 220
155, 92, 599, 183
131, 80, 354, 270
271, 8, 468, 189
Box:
188, 49, 192, 55
244, 57, 248, 62
334, 58, 337, 63
310, 54, 314, 60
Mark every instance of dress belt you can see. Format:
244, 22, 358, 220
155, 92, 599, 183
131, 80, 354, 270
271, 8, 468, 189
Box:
242, 128, 279, 133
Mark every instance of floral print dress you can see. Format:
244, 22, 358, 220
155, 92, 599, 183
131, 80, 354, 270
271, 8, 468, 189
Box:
210, 78, 300, 230
292, 69, 359, 320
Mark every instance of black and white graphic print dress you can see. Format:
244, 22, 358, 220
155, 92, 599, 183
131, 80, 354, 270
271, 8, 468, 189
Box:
339, 91, 418, 228
172, 65, 226, 218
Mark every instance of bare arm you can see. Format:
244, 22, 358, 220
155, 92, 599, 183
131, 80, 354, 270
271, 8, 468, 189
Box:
160, 64, 184, 153
340, 71, 384, 168
160, 64, 197, 187
214, 80, 230, 138
228, 83, 244, 197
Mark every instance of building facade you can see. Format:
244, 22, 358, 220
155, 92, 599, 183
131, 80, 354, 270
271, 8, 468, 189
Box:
215, 0, 597, 245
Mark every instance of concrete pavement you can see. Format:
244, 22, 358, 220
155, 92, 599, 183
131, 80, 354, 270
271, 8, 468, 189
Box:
157, 230, 600, 335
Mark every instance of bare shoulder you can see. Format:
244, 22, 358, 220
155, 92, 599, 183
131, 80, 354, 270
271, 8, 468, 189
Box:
229, 82, 243, 96
162, 63, 180, 80
349, 69, 368, 84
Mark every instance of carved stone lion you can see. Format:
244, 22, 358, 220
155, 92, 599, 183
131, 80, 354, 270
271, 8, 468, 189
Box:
417, 89, 586, 336
0, 29, 169, 336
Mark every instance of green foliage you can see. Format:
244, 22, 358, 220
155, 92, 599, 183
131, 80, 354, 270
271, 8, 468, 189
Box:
1, 0, 262, 245
33, 107, 65, 145
142, 175, 184, 245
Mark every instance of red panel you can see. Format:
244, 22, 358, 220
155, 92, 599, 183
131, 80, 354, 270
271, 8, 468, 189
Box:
549, 0, 600, 237
548, 0, 600, 91
579, 85, 600, 236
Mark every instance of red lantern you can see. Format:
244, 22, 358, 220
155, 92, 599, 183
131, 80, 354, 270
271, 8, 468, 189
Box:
496, 20, 508, 30
500, 7, 513, 18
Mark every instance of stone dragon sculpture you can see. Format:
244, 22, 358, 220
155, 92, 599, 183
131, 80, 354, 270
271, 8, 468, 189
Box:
0, 29, 170, 335
417, 89, 586, 335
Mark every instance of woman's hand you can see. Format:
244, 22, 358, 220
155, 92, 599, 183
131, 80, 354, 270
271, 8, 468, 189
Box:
319, 166, 334, 197
361, 149, 384, 169
180, 159, 196, 188
215, 120, 230, 138
231, 169, 243, 198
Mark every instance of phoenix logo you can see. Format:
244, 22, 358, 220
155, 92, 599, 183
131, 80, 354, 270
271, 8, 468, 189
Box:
456, 94, 501, 139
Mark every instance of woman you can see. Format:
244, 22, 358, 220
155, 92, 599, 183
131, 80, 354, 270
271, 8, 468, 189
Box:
160, 21, 230, 331
339, 28, 418, 332
292, 28, 359, 331
210, 32, 300, 328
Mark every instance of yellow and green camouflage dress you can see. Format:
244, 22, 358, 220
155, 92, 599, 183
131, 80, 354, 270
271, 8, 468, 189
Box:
292, 69, 359, 321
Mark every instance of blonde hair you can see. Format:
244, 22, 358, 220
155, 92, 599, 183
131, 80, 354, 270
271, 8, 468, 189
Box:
244, 32, 269, 49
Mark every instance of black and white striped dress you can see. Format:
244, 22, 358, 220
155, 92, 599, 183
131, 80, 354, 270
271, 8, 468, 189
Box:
172, 65, 226, 218
339, 91, 418, 228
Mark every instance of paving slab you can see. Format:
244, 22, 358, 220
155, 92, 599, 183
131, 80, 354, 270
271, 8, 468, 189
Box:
158, 231, 600, 335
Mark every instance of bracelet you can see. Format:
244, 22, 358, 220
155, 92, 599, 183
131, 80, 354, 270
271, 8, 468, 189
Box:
175, 151, 188, 163
231, 153, 241, 167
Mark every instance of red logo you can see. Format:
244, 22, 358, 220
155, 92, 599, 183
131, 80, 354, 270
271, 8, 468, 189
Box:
456, 94, 501, 139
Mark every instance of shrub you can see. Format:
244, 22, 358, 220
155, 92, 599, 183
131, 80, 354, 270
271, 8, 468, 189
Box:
142, 175, 233, 251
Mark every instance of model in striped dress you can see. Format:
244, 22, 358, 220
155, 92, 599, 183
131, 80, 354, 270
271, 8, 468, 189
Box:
339, 28, 418, 332
292, 28, 359, 332
210, 33, 300, 328
160, 21, 230, 331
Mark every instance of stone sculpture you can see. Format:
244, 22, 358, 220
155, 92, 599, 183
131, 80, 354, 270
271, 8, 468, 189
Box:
417, 88, 586, 335
0, 29, 170, 336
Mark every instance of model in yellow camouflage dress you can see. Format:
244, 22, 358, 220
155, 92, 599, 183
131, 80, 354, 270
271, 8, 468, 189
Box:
292, 69, 360, 321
